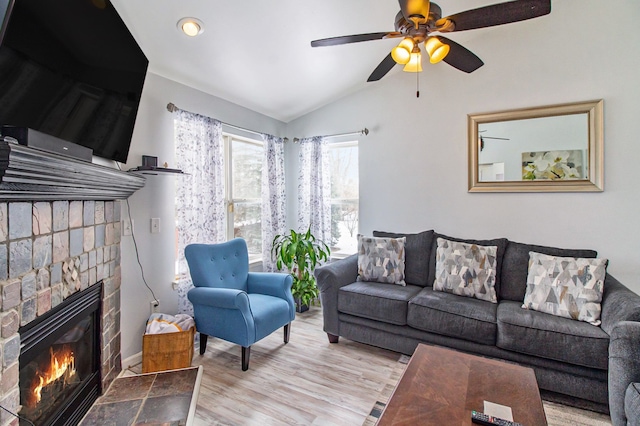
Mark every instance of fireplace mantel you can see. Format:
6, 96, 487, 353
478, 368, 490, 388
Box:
0, 141, 145, 201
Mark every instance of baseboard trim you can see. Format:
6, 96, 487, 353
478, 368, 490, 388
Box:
123, 351, 143, 369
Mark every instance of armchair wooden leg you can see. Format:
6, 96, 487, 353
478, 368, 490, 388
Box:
284, 323, 291, 344
199, 334, 208, 355
242, 346, 250, 371
327, 333, 339, 343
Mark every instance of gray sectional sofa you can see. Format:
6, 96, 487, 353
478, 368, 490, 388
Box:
314, 230, 640, 426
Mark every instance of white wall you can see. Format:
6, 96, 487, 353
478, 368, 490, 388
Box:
120, 72, 286, 359
285, 0, 640, 293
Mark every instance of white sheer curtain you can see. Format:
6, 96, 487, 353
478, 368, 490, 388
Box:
298, 136, 331, 245
174, 109, 226, 315
261, 134, 287, 272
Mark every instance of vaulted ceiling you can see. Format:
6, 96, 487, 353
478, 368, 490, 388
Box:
111, 1, 520, 122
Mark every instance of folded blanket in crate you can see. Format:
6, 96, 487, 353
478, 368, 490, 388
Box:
146, 313, 195, 334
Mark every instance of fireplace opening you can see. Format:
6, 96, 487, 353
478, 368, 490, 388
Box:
18, 283, 102, 426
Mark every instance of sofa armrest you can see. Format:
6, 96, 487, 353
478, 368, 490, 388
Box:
187, 287, 256, 345
625, 383, 640, 426
314, 254, 358, 336
609, 321, 640, 426
247, 272, 295, 320
600, 274, 640, 335
187, 287, 250, 311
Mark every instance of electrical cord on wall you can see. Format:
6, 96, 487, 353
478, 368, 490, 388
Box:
116, 162, 158, 303
0, 404, 35, 426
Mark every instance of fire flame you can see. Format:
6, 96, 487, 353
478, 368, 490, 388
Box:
30, 346, 76, 406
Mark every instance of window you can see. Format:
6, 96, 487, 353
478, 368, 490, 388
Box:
329, 141, 359, 258
225, 133, 264, 262
174, 124, 266, 280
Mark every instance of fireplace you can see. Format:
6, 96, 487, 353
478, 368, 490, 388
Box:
18, 283, 102, 426
0, 148, 144, 426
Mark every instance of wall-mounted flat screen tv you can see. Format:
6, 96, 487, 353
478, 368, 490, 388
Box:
0, 0, 148, 163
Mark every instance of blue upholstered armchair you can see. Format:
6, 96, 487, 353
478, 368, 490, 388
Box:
185, 238, 295, 370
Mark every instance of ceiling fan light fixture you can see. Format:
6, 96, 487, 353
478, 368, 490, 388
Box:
311, 0, 551, 82
391, 38, 415, 65
402, 49, 422, 73
425, 36, 450, 64
177, 17, 204, 37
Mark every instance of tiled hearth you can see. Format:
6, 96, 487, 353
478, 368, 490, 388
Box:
0, 200, 123, 426
80, 367, 202, 425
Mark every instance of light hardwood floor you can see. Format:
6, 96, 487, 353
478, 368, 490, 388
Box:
122, 306, 613, 425
190, 306, 400, 425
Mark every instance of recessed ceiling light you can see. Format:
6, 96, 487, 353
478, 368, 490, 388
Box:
177, 18, 204, 37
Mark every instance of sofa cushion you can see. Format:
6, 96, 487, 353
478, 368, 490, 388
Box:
496, 301, 609, 370
407, 287, 498, 345
522, 252, 607, 326
338, 282, 423, 325
428, 233, 508, 294
625, 383, 640, 426
500, 241, 598, 302
434, 238, 498, 303
373, 230, 434, 286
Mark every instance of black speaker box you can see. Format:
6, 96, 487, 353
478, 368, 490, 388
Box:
1, 126, 93, 162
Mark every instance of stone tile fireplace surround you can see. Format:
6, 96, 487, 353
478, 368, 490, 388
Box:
0, 200, 122, 425
0, 140, 146, 425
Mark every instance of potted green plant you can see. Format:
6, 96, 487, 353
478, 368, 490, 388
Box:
272, 228, 330, 312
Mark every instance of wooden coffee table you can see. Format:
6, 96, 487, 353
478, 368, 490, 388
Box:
378, 344, 547, 425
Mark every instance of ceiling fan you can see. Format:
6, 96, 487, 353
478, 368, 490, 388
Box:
479, 130, 510, 151
311, 0, 551, 82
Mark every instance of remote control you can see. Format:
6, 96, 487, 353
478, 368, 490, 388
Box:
471, 410, 523, 426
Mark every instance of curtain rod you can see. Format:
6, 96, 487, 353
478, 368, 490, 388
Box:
167, 103, 368, 143
292, 128, 369, 143
166, 102, 289, 142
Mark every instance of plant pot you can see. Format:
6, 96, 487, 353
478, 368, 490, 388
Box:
295, 298, 309, 313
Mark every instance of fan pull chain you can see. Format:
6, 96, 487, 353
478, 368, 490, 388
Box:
416, 70, 420, 98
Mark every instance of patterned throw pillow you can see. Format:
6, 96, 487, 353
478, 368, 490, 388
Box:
357, 235, 406, 285
522, 252, 607, 326
434, 238, 498, 303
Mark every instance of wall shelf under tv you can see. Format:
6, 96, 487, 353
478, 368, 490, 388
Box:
0, 141, 146, 201
127, 166, 185, 175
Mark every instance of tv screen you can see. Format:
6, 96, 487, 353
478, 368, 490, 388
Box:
0, 0, 148, 163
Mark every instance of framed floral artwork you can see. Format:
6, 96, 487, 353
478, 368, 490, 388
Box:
522, 150, 586, 181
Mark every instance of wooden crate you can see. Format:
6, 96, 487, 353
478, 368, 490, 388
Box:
142, 327, 195, 373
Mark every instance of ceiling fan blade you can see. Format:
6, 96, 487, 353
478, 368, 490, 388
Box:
441, 0, 551, 32
437, 36, 484, 73
367, 53, 397, 82
311, 32, 393, 47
